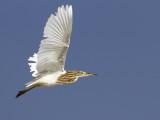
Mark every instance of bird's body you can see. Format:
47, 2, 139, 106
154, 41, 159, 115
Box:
26, 71, 66, 87
16, 5, 97, 98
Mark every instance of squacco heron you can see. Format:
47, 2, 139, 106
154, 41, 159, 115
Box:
16, 5, 97, 98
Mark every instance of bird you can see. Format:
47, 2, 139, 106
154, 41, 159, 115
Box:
16, 5, 97, 98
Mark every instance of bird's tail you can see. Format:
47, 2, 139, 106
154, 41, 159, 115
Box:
16, 86, 36, 98
25, 80, 37, 88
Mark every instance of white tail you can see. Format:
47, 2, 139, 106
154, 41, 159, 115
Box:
25, 81, 37, 88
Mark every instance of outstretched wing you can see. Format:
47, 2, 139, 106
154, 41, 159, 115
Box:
28, 5, 72, 77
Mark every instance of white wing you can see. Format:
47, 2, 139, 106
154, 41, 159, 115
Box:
28, 5, 72, 77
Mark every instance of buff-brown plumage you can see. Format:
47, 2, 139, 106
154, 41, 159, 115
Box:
55, 70, 82, 85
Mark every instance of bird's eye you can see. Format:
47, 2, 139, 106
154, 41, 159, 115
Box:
83, 72, 86, 74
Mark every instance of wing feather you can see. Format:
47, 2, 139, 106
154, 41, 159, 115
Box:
28, 5, 72, 77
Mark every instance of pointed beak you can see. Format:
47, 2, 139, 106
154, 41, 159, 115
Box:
86, 73, 98, 76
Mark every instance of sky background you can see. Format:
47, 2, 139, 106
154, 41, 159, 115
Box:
0, 0, 160, 120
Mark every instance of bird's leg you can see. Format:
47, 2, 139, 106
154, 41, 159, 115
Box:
16, 86, 36, 98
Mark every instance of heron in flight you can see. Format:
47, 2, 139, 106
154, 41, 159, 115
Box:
16, 5, 97, 98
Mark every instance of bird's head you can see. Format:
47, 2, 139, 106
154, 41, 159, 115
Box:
78, 71, 97, 77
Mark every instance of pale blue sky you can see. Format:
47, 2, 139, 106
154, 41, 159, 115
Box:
1, 0, 160, 120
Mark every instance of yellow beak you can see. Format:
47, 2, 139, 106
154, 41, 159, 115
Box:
85, 73, 97, 76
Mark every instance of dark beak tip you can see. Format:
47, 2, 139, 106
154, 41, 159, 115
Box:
90, 73, 97, 76
94, 74, 98, 76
